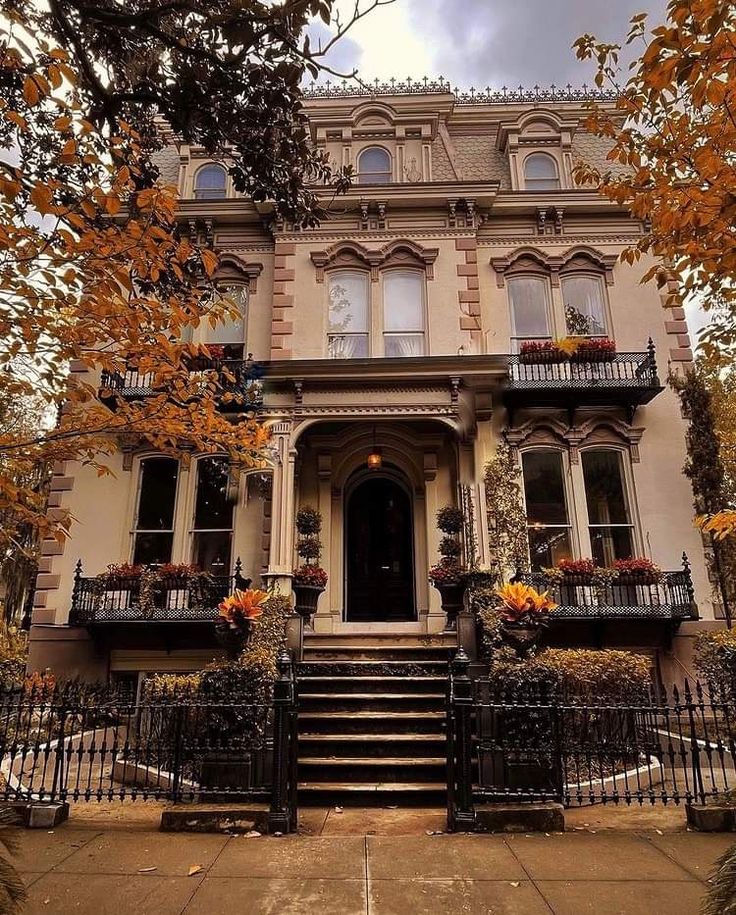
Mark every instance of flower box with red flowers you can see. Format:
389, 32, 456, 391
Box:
555, 557, 597, 584
612, 557, 662, 585
519, 340, 567, 365
570, 337, 616, 363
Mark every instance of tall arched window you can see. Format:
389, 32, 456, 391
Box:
208, 285, 248, 358
132, 457, 179, 565
191, 456, 234, 575
194, 164, 227, 200
523, 153, 560, 191
581, 449, 634, 566
327, 270, 369, 358
521, 449, 572, 570
357, 147, 392, 185
507, 275, 551, 351
383, 270, 425, 356
561, 275, 607, 336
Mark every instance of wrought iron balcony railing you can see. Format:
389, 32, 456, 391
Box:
514, 556, 697, 622
68, 560, 250, 626
503, 340, 663, 422
100, 357, 264, 413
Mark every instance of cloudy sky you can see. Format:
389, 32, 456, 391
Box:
317, 0, 667, 89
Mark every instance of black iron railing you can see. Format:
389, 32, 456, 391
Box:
507, 343, 660, 392
0, 651, 299, 831
69, 560, 250, 625
100, 357, 264, 412
514, 556, 696, 621
447, 650, 736, 830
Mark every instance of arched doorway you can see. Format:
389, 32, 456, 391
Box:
345, 473, 415, 622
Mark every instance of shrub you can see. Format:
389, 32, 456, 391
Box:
297, 535, 322, 561
296, 506, 322, 536
0, 625, 27, 688
438, 536, 462, 558
529, 649, 652, 703
436, 505, 463, 534
695, 629, 736, 695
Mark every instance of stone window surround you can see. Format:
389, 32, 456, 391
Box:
491, 244, 617, 340
497, 109, 577, 191
184, 158, 235, 199
312, 240, 439, 359
508, 419, 645, 563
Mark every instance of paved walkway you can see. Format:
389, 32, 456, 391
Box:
13, 808, 734, 914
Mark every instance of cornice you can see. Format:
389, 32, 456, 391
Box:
477, 234, 642, 247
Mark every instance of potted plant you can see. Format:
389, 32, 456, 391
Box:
495, 582, 557, 656
94, 562, 142, 612
292, 507, 327, 629
569, 337, 616, 363
519, 340, 567, 365
612, 557, 662, 586
553, 557, 597, 584
214, 587, 268, 658
429, 506, 467, 628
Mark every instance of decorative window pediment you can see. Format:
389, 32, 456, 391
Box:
492, 244, 616, 288
215, 253, 263, 292
312, 239, 438, 282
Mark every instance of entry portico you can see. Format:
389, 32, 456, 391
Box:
261, 354, 506, 632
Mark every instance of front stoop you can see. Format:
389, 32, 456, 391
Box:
473, 802, 565, 834
298, 632, 456, 808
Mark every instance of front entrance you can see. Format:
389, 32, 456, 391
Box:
345, 474, 415, 622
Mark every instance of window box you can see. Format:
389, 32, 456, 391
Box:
569, 339, 616, 363
519, 342, 566, 365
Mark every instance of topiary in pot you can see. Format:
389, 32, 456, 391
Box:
293, 508, 327, 629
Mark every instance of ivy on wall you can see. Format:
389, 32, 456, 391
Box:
484, 441, 530, 583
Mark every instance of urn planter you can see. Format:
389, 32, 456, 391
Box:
501, 622, 543, 656
214, 618, 254, 659
435, 581, 466, 630
293, 583, 324, 630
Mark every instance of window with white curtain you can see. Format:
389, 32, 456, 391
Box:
383, 270, 426, 357
191, 457, 234, 575
507, 276, 551, 351
521, 450, 573, 571
207, 285, 247, 358
561, 275, 607, 336
523, 153, 560, 190
132, 457, 179, 566
327, 270, 369, 358
357, 147, 392, 184
581, 450, 634, 567
194, 164, 227, 199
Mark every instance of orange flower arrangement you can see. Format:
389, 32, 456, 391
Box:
217, 588, 268, 633
495, 582, 557, 625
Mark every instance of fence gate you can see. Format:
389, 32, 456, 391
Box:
0, 650, 299, 833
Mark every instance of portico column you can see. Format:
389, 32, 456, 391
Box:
263, 424, 297, 596
314, 453, 335, 633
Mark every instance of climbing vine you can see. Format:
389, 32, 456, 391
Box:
484, 441, 530, 584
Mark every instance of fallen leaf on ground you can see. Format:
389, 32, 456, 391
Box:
188, 865, 203, 877
510, 882, 520, 888
138, 866, 157, 873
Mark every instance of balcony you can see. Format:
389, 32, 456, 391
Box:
68, 561, 251, 648
515, 556, 698, 647
503, 341, 663, 423
99, 356, 264, 413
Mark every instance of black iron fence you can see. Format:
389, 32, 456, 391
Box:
69, 560, 250, 625
447, 650, 736, 830
0, 652, 299, 832
515, 557, 696, 621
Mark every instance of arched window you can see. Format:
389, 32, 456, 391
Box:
523, 153, 560, 191
383, 270, 425, 356
191, 456, 234, 575
194, 164, 227, 200
327, 270, 369, 358
581, 449, 634, 566
132, 457, 179, 565
561, 275, 607, 336
357, 147, 392, 185
507, 275, 551, 351
521, 449, 572, 570
208, 285, 248, 358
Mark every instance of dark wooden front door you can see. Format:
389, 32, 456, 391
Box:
346, 477, 415, 622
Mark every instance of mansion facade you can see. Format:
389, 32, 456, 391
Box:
28, 84, 716, 683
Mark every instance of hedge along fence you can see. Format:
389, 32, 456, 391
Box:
694, 628, 736, 698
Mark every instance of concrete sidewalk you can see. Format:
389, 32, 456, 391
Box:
13, 809, 734, 914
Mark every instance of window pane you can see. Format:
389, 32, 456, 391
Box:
358, 148, 392, 183
524, 154, 558, 180
384, 334, 425, 357
328, 334, 368, 359
383, 272, 424, 331
194, 457, 234, 529
528, 527, 573, 570
192, 531, 232, 575
522, 451, 569, 524
562, 277, 607, 335
590, 527, 633, 567
328, 272, 368, 334
582, 450, 630, 525
195, 165, 226, 199
208, 286, 247, 346
508, 277, 550, 338
133, 533, 174, 566
136, 458, 178, 531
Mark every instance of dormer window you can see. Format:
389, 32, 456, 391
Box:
523, 153, 560, 191
357, 147, 392, 185
194, 164, 227, 200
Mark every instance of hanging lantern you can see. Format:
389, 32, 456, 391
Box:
367, 425, 382, 470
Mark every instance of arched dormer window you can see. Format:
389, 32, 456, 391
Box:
357, 147, 392, 185
523, 153, 560, 191
194, 164, 227, 200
